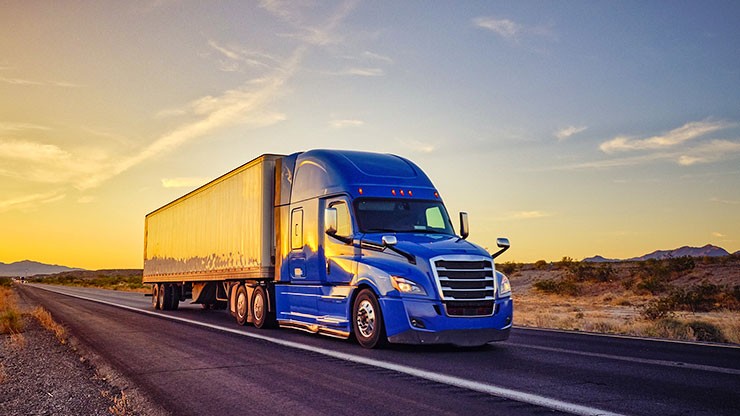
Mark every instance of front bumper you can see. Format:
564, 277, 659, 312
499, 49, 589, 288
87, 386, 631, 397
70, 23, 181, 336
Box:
380, 296, 513, 346
388, 326, 510, 346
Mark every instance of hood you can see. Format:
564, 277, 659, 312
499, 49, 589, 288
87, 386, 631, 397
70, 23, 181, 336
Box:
362, 232, 490, 261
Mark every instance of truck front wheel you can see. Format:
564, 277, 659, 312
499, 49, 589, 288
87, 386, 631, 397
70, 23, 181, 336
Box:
353, 289, 387, 349
235, 285, 248, 326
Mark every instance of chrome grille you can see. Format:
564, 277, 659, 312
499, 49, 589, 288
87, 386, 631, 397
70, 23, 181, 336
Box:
431, 255, 496, 316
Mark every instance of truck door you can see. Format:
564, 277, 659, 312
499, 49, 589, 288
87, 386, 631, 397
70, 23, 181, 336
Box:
321, 197, 357, 284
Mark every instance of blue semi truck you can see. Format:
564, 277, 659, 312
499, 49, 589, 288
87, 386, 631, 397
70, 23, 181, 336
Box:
143, 149, 512, 348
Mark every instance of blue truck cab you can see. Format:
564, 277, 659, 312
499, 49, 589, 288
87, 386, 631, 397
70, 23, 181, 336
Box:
273, 149, 513, 348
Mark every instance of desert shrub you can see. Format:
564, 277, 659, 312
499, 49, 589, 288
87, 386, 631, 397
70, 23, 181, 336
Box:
687, 321, 726, 343
533, 278, 580, 296
646, 318, 692, 340
636, 273, 670, 294
642, 298, 675, 320
558, 257, 574, 269
498, 262, 519, 275
534, 260, 548, 270
666, 256, 695, 273
0, 277, 13, 287
567, 262, 615, 283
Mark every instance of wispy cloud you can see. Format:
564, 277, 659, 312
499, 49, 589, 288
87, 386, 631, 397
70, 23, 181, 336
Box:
330, 119, 364, 129
473, 17, 522, 39
399, 139, 436, 154
0, 76, 81, 88
161, 177, 209, 188
512, 211, 552, 220
554, 139, 740, 170
555, 125, 587, 141
0, 140, 71, 163
0, 191, 66, 213
712, 232, 726, 238
600, 120, 733, 153
0, 122, 50, 133
0, 1, 357, 213
711, 197, 740, 205
331, 67, 385, 77
207, 40, 280, 72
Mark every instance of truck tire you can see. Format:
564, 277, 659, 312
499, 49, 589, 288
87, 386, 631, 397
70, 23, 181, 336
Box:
159, 283, 170, 310
167, 284, 179, 311
152, 284, 160, 310
251, 286, 275, 329
353, 289, 387, 349
235, 285, 248, 326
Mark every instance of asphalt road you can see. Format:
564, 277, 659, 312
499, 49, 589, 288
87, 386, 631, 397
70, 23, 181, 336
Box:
17, 284, 740, 416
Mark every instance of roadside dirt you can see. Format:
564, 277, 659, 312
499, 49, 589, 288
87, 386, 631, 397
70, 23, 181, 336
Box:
0, 285, 166, 416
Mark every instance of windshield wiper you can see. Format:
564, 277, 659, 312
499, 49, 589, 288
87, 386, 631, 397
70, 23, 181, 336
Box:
363, 228, 398, 233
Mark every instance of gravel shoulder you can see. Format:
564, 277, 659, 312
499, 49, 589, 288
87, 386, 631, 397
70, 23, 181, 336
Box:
1, 286, 164, 416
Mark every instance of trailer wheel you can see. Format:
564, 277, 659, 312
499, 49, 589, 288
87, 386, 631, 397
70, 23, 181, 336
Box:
251, 286, 275, 329
353, 289, 387, 349
166, 284, 179, 311
152, 284, 160, 310
235, 285, 248, 326
158, 284, 169, 310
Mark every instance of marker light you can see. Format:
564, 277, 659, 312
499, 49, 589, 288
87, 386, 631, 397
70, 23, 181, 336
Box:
408, 190, 413, 197
391, 189, 396, 195
400, 190, 405, 196
358, 188, 363, 195
434, 191, 439, 198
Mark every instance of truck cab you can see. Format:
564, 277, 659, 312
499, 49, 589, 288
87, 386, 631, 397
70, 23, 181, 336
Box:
274, 150, 512, 347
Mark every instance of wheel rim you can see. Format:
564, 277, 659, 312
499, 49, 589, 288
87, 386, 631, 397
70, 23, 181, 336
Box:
356, 299, 376, 338
253, 291, 264, 322
152, 285, 158, 308
237, 291, 247, 319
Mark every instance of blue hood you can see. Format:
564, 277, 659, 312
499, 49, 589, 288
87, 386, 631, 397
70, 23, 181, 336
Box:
363, 232, 489, 260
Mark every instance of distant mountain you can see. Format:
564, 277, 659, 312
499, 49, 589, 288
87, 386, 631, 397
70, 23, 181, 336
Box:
582, 255, 620, 263
0, 260, 84, 277
583, 245, 731, 263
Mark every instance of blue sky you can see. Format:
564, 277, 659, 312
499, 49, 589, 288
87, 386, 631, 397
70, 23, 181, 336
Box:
1, 1, 739, 268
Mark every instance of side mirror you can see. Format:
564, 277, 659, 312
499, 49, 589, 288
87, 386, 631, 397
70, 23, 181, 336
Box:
459, 212, 469, 240
382, 235, 398, 246
324, 207, 337, 235
492, 237, 511, 259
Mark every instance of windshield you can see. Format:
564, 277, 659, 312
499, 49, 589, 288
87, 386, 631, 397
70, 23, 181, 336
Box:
354, 198, 456, 235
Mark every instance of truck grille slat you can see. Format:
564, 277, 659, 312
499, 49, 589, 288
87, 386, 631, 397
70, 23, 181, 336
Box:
431, 256, 497, 317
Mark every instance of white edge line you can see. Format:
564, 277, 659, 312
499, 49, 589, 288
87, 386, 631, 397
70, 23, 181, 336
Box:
514, 325, 740, 350
32, 285, 625, 416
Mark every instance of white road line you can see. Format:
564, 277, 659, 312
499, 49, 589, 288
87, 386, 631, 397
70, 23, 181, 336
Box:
33, 284, 624, 416
508, 343, 740, 376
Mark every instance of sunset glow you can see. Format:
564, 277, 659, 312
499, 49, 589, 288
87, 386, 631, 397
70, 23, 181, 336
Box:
1, 2, 738, 269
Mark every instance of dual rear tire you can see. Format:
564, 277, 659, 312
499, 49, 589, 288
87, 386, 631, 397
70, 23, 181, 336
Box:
152, 283, 179, 311
234, 284, 275, 328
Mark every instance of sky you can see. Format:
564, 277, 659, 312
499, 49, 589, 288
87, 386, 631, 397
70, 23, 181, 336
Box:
1, 1, 739, 270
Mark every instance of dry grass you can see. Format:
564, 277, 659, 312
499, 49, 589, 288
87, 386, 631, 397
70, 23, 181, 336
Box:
101, 390, 130, 415
511, 258, 740, 344
0, 287, 24, 335
31, 306, 67, 344
0, 362, 5, 384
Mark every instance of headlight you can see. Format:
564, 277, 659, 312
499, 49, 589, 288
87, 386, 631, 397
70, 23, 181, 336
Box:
391, 276, 427, 296
498, 273, 511, 297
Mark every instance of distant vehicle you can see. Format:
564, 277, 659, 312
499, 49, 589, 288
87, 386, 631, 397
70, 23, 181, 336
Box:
143, 150, 512, 348
20, 277, 26, 284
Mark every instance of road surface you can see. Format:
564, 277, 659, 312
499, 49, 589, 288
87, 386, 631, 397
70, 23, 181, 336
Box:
16, 284, 740, 416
